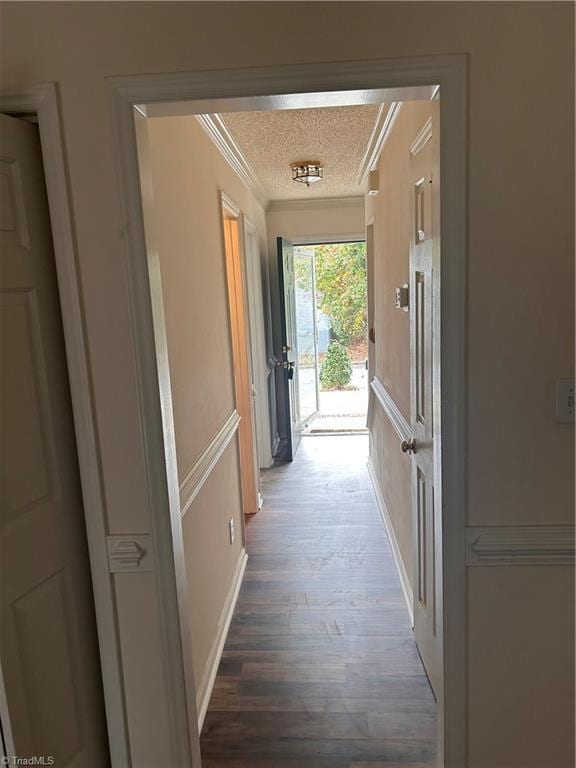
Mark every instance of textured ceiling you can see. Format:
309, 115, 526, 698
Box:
219, 104, 381, 201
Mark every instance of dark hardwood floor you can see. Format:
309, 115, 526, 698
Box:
201, 435, 436, 768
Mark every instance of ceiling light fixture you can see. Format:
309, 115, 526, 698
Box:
291, 161, 323, 187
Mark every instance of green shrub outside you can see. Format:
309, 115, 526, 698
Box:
320, 340, 352, 390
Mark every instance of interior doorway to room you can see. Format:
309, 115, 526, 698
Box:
118, 55, 468, 768
221, 196, 261, 515
293, 240, 368, 435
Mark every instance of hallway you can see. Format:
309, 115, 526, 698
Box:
200, 435, 436, 767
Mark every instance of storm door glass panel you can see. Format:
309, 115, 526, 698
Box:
294, 247, 319, 423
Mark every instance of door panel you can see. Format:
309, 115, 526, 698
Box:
276, 237, 301, 460
0, 113, 109, 764
409, 119, 441, 696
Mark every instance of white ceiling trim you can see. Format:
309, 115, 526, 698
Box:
268, 196, 364, 213
196, 113, 269, 209
357, 102, 403, 188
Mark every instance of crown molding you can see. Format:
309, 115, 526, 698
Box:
358, 102, 403, 188
267, 196, 364, 213
196, 114, 269, 209
410, 116, 433, 156
466, 525, 575, 566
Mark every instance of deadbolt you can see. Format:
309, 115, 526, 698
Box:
401, 438, 417, 455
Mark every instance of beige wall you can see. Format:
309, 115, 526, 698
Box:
367, 101, 432, 420
1, 2, 573, 765
266, 198, 365, 348
266, 199, 365, 251
146, 116, 266, 695
369, 404, 413, 584
366, 101, 433, 588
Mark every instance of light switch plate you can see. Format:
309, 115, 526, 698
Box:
229, 519, 235, 544
554, 379, 575, 424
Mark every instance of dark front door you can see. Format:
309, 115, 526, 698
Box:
277, 237, 301, 460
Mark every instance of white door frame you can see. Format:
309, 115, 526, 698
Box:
108, 55, 467, 767
0, 83, 130, 765
2, 54, 467, 766
243, 215, 274, 470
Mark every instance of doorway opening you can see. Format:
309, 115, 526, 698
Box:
111, 55, 467, 768
221, 195, 261, 515
139, 92, 442, 765
293, 241, 368, 435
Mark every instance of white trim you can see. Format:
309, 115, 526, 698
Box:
370, 376, 411, 443
358, 102, 403, 187
410, 115, 433, 156
367, 458, 414, 626
466, 525, 575, 566
107, 54, 468, 767
290, 233, 366, 246
195, 549, 248, 731
179, 410, 241, 517
116, 96, 202, 766
197, 114, 269, 209
267, 195, 364, 212
243, 215, 274, 469
220, 190, 241, 219
0, 83, 130, 765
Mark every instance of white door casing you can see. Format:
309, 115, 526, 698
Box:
0, 113, 109, 765
409, 112, 443, 697
105, 57, 467, 767
243, 217, 273, 470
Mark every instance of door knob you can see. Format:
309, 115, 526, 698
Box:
401, 438, 417, 455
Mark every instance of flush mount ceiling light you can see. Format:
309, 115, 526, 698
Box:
291, 161, 323, 187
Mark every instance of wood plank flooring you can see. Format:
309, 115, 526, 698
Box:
200, 435, 436, 767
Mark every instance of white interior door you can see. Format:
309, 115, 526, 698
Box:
0, 113, 109, 764
408, 117, 442, 696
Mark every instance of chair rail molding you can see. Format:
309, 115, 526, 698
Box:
466, 525, 576, 566
370, 376, 411, 443
179, 410, 241, 517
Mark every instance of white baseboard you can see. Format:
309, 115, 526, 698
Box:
366, 457, 414, 626
196, 548, 248, 731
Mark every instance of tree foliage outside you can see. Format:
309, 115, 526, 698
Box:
314, 242, 367, 346
319, 340, 352, 390
293, 242, 368, 347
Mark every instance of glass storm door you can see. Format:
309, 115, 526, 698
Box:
294, 247, 320, 425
